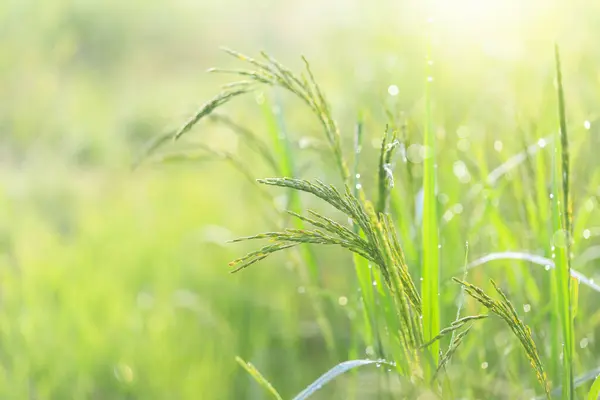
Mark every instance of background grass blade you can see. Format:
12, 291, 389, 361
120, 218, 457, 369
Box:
260, 94, 336, 354
291, 359, 394, 400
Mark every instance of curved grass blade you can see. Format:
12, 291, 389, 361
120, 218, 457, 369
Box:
465, 252, 600, 293
236, 357, 283, 400
291, 359, 394, 400
533, 366, 600, 400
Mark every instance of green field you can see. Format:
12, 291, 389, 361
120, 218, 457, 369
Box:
1, 0, 599, 398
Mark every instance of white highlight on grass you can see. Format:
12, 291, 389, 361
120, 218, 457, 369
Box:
466, 252, 600, 293
584, 120, 591, 130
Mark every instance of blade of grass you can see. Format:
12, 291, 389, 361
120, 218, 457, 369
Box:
291, 359, 395, 400
421, 18, 440, 380
236, 356, 283, 400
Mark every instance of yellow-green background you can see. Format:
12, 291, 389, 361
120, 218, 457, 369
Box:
1, 0, 599, 398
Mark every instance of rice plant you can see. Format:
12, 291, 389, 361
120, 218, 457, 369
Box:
146, 47, 595, 399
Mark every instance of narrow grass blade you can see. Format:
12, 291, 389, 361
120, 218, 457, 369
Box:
236, 357, 283, 400
421, 22, 440, 379
351, 119, 383, 357
291, 359, 394, 400
553, 44, 574, 399
588, 373, 600, 400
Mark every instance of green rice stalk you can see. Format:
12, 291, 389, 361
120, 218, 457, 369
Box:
377, 126, 399, 215
552, 44, 575, 400
453, 278, 551, 398
230, 177, 424, 375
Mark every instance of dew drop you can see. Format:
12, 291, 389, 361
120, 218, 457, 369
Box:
356, 183, 362, 190
494, 140, 503, 152
372, 280, 377, 286
523, 304, 531, 313
457, 139, 470, 152
427, 76, 434, 82
584, 120, 591, 130
355, 173, 361, 179
338, 296, 348, 306
114, 363, 134, 383
388, 85, 399, 96
453, 161, 471, 183
365, 346, 375, 356
583, 229, 591, 239
297, 286, 306, 294
553, 229, 568, 248
407, 144, 424, 164
481, 362, 489, 369
544, 265, 551, 271
580, 338, 589, 348
538, 138, 547, 148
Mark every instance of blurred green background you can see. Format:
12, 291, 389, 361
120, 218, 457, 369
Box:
1, 0, 599, 398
